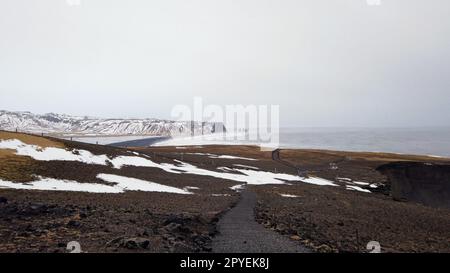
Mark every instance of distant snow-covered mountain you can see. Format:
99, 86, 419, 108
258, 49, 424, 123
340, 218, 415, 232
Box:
0, 110, 224, 136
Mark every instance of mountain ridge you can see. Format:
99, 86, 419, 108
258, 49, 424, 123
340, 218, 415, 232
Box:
0, 110, 223, 137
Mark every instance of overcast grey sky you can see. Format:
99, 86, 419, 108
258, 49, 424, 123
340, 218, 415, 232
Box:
1, 0, 449, 127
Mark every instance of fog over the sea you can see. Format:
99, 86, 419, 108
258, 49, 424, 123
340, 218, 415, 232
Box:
0, 0, 449, 127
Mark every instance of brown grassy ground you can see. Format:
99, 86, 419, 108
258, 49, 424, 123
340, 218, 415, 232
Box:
0, 131, 65, 183
0, 131, 64, 149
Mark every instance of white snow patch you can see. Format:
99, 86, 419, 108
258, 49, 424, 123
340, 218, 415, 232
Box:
217, 167, 234, 172
0, 177, 121, 193
97, 173, 191, 194
183, 186, 200, 190
279, 194, 300, 198
215, 155, 256, 161
211, 194, 231, 197
337, 177, 352, 182
152, 160, 300, 185
300, 176, 338, 186
230, 184, 246, 191
179, 161, 336, 186
353, 181, 370, 186
0, 139, 109, 165
187, 153, 256, 161
109, 156, 183, 174
0, 174, 192, 194
346, 185, 371, 193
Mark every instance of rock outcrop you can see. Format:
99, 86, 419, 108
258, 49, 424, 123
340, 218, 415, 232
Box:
377, 162, 450, 209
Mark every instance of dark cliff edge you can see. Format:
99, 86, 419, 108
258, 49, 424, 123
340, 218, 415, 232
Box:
377, 162, 450, 209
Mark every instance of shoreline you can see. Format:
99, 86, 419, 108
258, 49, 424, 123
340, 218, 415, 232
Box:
4, 129, 450, 159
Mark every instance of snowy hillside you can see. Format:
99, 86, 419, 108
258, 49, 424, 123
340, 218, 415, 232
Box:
0, 110, 224, 136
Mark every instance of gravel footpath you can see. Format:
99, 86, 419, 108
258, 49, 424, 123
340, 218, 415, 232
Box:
212, 190, 311, 253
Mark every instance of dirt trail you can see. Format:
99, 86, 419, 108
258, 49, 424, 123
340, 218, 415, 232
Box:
212, 190, 311, 253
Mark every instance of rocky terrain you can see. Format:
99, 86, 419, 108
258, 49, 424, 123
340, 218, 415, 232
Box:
378, 162, 450, 209
0, 190, 234, 253
253, 183, 450, 253
251, 148, 450, 252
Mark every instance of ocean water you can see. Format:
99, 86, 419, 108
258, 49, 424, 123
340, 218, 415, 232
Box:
279, 127, 450, 157
64, 127, 450, 158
